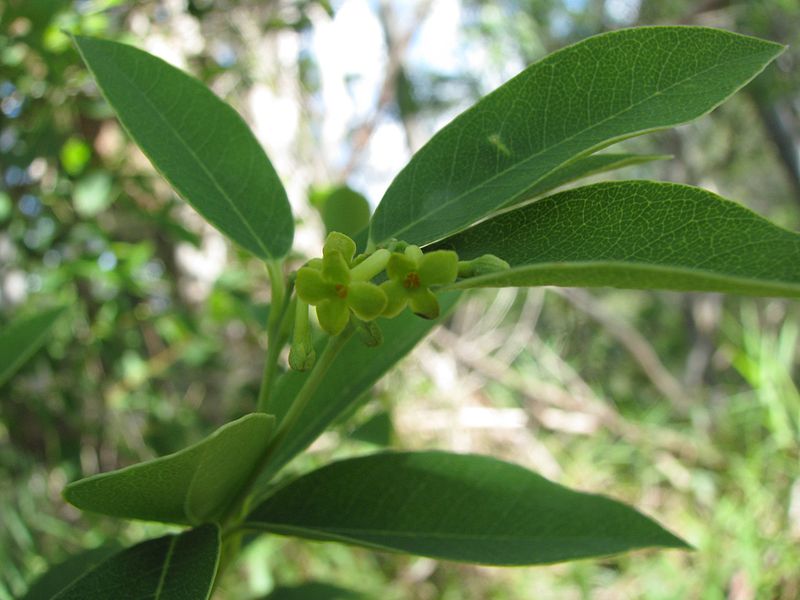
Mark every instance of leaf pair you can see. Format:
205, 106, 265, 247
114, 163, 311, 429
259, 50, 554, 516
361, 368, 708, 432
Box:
75, 29, 799, 299
60, 310, 689, 567
52, 443, 689, 596
369, 27, 785, 248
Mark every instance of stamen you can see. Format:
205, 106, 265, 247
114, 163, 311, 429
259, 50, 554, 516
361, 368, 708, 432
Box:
404, 272, 420, 289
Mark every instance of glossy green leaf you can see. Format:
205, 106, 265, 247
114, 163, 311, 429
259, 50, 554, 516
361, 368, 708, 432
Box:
53, 525, 219, 600
64, 413, 275, 524
246, 452, 688, 565
502, 152, 669, 208
0, 306, 67, 387
369, 27, 783, 247
22, 543, 121, 600
439, 181, 800, 296
73, 35, 293, 259
255, 292, 459, 491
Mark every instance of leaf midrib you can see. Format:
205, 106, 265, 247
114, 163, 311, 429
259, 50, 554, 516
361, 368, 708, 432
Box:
377, 51, 766, 244
445, 260, 800, 294
87, 40, 272, 258
153, 536, 178, 598
251, 521, 663, 544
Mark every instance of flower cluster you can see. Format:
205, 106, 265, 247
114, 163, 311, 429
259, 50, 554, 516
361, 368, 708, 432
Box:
295, 232, 392, 336
290, 231, 508, 369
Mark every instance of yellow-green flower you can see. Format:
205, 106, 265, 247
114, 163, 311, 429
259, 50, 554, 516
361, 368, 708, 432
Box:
380, 245, 458, 319
295, 233, 389, 335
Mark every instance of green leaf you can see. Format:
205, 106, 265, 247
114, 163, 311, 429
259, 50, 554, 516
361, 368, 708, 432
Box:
502, 152, 669, 207
22, 543, 122, 600
317, 186, 372, 239
262, 582, 366, 600
0, 306, 67, 387
64, 413, 275, 524
439, 181, 800, 297
349, 410, 393, 446
73, 35, 293, 259
369, 27, 783, 247
255, 292, 459, 490
246, 452, 688, 565
53, 525, 219, 600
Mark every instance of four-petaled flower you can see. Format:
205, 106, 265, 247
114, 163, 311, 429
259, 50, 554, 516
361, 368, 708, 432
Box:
295, 233, 389, 335
380, 245, 458, 319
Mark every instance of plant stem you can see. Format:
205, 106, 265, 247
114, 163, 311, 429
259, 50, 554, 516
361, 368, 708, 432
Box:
219, 325, 354, 529
257, 260, 288, 413
271, 327, 353, 447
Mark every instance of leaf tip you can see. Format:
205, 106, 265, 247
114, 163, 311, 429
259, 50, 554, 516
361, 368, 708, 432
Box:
61, 481, 79, 507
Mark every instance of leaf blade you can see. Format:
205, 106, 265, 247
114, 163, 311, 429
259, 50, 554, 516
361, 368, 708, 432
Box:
22, 543, 122, 600
370, 27, 783, 247
73, 35, 294, 259
53, 525, 219, 600
438, 181, 800, 296
0, 306, 67, 387
246, 452, 687, 565
63, 413, 275, 524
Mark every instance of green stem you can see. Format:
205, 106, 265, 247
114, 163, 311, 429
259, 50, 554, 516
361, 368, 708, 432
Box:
272, 327, 353, 446
218, 326, 354, 530
257, 260, 288, 413
215, 529, 243, 589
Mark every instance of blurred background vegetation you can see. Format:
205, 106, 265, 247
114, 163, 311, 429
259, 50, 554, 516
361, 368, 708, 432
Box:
1, 0, 799, 598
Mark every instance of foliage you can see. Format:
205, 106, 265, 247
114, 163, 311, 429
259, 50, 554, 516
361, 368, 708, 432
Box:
2, 12, 798, 600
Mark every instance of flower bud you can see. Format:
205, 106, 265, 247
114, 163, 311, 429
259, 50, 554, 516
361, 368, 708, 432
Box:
289, 337, 316, 371
457, 254, 511, 278
289, 300, 316, 371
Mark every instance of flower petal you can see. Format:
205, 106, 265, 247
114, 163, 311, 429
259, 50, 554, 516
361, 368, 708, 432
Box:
323, 232, 356, 263
409, 288, 440, 319
296, 267, 335, 304
322, 250, 351, 285
386, 253, 416, 282
418, 250, 458, 286
404, 245, 424, 263
316, 298, 349, 336
347, 281, 388, 321
379, 280, 409, 318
